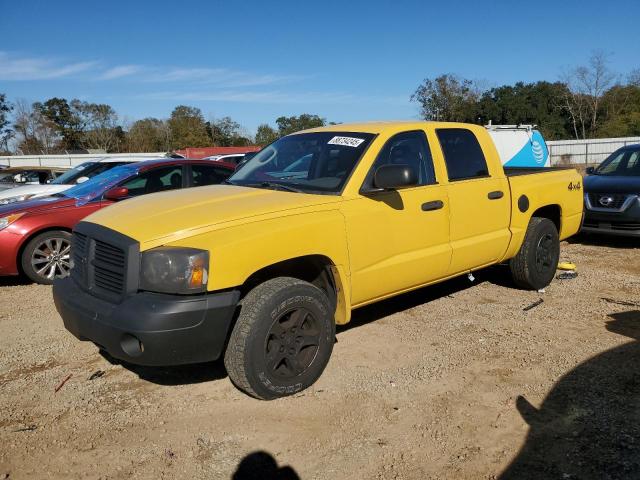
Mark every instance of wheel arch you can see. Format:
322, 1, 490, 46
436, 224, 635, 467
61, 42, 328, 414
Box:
240, 254, 350, 325
16, 226, 72, 275
531, 204, 561, 233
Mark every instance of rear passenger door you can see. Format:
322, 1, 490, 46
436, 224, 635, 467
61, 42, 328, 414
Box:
435, 128, 510, 274
120, 165, 185, 197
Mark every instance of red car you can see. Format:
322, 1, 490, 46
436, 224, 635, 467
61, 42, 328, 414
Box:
0, 158, 234, 284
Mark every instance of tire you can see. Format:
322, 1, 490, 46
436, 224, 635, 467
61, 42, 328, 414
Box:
21, 230, 72, 285
509, 217, 560, 290
224, 277, 335, 400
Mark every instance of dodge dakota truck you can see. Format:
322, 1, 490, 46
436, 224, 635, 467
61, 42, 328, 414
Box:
53, 121, 584, 399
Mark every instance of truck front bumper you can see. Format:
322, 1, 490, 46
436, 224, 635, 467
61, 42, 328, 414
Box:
53, 276, 240, 366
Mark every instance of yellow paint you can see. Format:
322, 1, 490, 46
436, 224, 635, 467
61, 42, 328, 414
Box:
83, 121, 584, 324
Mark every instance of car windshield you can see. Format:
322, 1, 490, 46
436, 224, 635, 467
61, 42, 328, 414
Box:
58, 163, 139, 205
228, 131, 375, 194
51, 161, 132, 185
595, 148, 640, 176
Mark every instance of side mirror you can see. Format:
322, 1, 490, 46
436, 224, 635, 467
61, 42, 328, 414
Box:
14, 174, 26, 183
373, 164, 418, 190
585, 166, 595, 174
104, 187, 129, 201
76, 176, 90, 184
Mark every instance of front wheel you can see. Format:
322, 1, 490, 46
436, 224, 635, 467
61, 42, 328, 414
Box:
21, 230, 72, 285
509, 217, 560, 290
224, 277, 335, 400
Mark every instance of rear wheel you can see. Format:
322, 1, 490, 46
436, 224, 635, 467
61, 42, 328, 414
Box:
21, 230, 72, 285
224, 277, 335, 400
509, 217, 560, 290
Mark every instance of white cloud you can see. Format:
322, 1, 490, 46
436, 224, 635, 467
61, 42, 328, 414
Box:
0, 51, 97, 80
99, 64, 145, 80
138, 89, 404, 105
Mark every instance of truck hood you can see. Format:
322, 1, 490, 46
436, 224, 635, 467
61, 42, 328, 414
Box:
84, 185, 341, 248
584, 174, 640, 193
0, 183, 70, 201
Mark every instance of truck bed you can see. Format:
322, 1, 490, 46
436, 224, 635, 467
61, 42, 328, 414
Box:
504, 166, 574, 177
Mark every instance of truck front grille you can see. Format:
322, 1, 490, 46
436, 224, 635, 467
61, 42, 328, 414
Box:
93, 240, 126, 294
69, 223, 139, 302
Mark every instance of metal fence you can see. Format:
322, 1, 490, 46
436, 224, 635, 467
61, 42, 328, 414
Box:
0, 152, 166, 168
547, 137, 640, 166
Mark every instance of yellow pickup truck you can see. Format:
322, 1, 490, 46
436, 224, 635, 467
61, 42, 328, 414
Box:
54, 121, 583, 399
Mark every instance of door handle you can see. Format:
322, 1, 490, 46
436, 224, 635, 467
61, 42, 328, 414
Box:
421, 200, 444, 211
488, 190, 504, 200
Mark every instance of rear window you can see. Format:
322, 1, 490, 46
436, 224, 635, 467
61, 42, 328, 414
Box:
436, 129, 489, 181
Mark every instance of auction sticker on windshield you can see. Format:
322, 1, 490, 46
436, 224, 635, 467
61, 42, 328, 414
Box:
328, 136, 365, 148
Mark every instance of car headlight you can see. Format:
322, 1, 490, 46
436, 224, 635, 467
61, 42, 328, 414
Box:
0, 194, 35, 205
0, 213, 25, 231
140, 247, 209, 294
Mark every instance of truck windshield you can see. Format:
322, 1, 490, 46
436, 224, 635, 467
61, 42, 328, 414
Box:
228, 131, 375, 194
595, 149, 640, 176
58, 163, 139, 205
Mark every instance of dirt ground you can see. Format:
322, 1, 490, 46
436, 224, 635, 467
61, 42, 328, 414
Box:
1, 234, 639, 480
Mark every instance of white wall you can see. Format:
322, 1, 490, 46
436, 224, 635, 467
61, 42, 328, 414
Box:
0, 152, 166, 168
547, 137, 640, 166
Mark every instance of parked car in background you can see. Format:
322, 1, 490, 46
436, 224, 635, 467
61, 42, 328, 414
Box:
53, 121, 583, 399
0, 157, 143, 205
582, 144, 640, 236
0, 167, 68, 192
203, 153, 247, 165
0, 158, 234, 284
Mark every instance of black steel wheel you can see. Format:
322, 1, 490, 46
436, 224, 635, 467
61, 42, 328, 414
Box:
510, 217, 560, 290
224, 277, 335, 400
21, 230, 72, 285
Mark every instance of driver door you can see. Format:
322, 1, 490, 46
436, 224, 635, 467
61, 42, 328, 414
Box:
341, 130, 451, 306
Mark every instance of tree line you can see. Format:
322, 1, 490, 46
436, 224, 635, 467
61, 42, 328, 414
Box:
411, 52, 640, 140
0, 96, 327, 155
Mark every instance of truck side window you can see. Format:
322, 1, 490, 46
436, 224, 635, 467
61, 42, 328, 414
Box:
436, 129, 489, 181
364, 130, 436, 189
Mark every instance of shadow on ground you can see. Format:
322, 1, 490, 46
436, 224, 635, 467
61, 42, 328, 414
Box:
232, 451, 300, 479
500, 310, 640, 479
568, 232, 640, 249
341, 264, 514, 332
100, 351, 227, 386
0, 276, 32, 287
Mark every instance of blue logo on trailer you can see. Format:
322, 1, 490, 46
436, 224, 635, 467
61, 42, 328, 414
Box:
504, 131, 549, 167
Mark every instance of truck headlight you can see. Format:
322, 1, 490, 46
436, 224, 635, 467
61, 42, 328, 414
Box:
0, 194, 35, 205
0, 213, 25, 231
140, 247, 209, 294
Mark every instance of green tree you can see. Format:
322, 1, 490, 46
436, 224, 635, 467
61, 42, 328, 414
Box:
275, 114, 325, 136
411, 74, 480, 121
475, 82, 573, 140
168, 105, 211, 150
255, 124, 279, 145
126, 118, 170, 152
0, 94, 14, 153
209, 116, 251, 146
36, 97, 86, 151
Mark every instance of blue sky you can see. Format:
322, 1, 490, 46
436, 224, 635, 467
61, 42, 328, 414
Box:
1, 0, 639, 134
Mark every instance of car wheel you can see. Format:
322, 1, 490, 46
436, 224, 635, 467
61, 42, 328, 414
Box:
224, 277, 335, 400
21, 230, 72, 285
509, 217, 560, 290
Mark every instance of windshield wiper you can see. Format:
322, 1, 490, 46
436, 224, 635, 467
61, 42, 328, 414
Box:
245, 181, 304, 193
